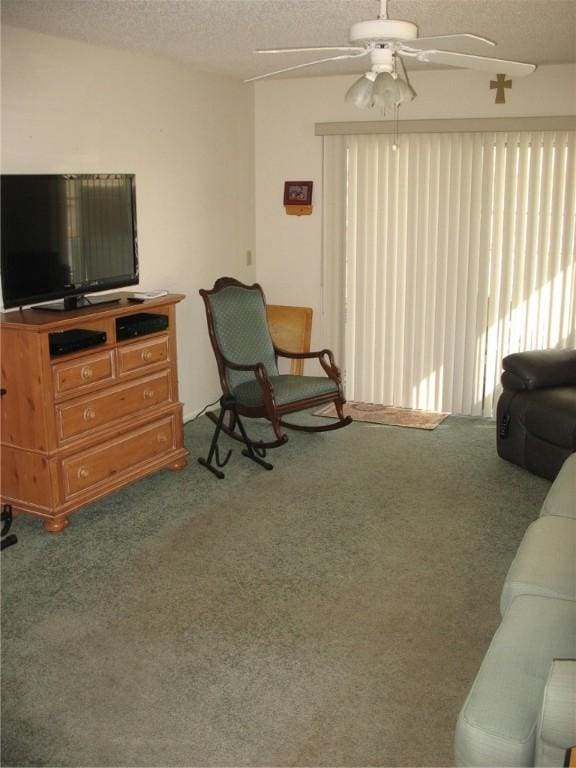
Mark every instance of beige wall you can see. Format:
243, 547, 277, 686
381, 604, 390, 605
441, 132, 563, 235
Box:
253, 64, 576, 350
1, 25, 255, 417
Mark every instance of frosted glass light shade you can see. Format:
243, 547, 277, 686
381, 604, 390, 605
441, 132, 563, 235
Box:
372, 72, 416, 109
345, 73, 377, 109
372, 72, 396, 109
395, 76, 416, 104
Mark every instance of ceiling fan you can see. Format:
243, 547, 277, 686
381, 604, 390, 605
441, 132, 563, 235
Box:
245, 0, 537, 109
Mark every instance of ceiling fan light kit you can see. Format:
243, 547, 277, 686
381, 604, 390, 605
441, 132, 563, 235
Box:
345, 69, 415, 111
247, 0, 537, 110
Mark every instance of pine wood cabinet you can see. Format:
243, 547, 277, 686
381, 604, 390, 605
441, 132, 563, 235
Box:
0, 293, 188, 532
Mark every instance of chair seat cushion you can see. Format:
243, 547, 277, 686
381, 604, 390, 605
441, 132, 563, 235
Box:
454, 595, 576, 767
524, 387, 576, 449
233, 375, 339, 408
500, 516, 576, 615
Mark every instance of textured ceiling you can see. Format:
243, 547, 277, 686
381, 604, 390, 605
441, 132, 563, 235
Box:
1, 0, 575, 81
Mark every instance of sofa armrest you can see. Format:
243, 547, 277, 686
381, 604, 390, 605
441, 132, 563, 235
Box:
535, 659, 576, 767
502, 350, 576, 391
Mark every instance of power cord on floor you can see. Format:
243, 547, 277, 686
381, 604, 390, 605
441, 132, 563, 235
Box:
186, 397, 220, 423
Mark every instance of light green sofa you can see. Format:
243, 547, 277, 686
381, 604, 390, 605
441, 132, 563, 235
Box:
454, 453, 576, 767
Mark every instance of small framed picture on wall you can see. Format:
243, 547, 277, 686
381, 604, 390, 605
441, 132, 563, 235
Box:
284, 181, 313, 206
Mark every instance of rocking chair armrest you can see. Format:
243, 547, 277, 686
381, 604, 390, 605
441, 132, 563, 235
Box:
318, 349, 339, 377
274, 345, 341, 383
220, 355, 274, 397
245, 362, 277, 415
274, 345, 332, 361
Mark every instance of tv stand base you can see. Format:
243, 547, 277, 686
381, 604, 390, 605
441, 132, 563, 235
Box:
32, 294, 122, 312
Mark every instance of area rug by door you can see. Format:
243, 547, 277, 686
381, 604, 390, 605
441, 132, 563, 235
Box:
314, 401, 450, 430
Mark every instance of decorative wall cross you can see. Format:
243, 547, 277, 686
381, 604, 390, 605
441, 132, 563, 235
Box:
490, 73, 512, 104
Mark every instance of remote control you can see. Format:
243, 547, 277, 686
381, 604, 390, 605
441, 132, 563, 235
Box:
131, 290, 168, 300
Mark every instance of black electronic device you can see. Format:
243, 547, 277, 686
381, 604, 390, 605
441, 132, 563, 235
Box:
116, 312, 169, 340
48, 328, 108, 356
1, 174, 139, 311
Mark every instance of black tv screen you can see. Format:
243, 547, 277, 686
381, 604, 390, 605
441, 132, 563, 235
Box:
1, 174, 139, 310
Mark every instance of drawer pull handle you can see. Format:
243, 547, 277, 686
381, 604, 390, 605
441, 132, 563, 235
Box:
143, 389, 155, 400
141, 350, 154, 362
157, 432, 168, 444
83, 407, 96, 421
77, 467, 90, 480
80, 366, 93, 380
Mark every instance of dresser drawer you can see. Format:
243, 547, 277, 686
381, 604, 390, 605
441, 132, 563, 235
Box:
117, 336, 169, 375
61, 416, 176, 497
53, 351, 116, 396
56, 370, 172, 441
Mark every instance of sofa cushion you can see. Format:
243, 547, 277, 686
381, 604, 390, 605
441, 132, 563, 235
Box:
500, 516, 576, 615
540, 453, 576, 519
535, 660, 576, 767
454, 595, 576, 767
523, 388, 576, 449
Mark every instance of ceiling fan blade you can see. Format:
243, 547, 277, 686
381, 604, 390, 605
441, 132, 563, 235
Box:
406, 33, 495, 48
244, 49, 370, 83
415, 50, 537, 77
256, 46, 365, 54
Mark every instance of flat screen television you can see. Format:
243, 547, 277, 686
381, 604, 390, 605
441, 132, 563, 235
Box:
1, 173, 139, 311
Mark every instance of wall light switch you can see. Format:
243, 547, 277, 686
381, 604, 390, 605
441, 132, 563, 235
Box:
246, 249, 253, 266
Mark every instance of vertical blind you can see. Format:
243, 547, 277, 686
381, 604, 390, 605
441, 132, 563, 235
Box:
322, 130, 576, 416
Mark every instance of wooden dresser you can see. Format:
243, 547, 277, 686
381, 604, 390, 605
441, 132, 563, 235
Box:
0, 293, 188, 532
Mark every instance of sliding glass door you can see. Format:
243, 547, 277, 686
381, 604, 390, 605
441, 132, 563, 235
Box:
322, 130, 575, 415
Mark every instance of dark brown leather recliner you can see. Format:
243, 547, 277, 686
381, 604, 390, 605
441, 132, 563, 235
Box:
496, 349, 576, 481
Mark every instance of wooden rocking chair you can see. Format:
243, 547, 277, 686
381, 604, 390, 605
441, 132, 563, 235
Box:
198, 277, 351, 477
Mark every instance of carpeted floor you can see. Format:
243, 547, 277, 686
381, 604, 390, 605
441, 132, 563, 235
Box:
1, 413, 550, 767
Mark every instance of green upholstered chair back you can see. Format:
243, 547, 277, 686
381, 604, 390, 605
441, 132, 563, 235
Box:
206, 282, 279, 392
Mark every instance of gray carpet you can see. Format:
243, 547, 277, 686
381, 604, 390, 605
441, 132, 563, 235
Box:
1, 413, 550, 767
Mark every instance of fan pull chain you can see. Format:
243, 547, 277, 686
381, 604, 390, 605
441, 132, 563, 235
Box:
392, 104, 399, 151
392, 51, 399, 150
